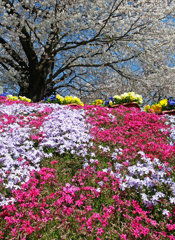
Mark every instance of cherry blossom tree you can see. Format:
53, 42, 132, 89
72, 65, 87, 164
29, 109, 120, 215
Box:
0, 0, 174, 102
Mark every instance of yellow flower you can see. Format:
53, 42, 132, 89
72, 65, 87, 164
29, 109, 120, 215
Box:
26, 98, 31, 102
73, 96, 81, 103
128, 92, 135, 96
138, 95, 143, 104
7, 95, 13, 100
121, 94, 126, 100
138, 96, 143, 104
12, 96, 18, 101
144, 105, 150, 112
63, 95, 83, 105
19, 96, 26, 101
56, 94, 64, 103
130, 95, 135, 101
94, 99, 103, 105
134, 94, 142, 102
19, 96, 31, 102
159, 99, 168, 106
109, 100, 113, 106
151, 104, 162, 113
120, 92, 130, 100
113, 95, 121, 99
65, 96, 73, 103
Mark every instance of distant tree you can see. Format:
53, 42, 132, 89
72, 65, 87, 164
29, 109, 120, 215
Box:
0, 0, 174, 102
69, 68, 134, 104
69, 66, 175, 105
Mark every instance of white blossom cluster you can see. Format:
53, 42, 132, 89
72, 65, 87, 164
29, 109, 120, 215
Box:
0, 103, 93, 206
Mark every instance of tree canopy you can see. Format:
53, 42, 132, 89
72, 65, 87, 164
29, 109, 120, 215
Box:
0, 0, 175, 102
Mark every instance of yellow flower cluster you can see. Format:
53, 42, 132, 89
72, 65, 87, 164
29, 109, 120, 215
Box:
151, 104, 162, 113
19, 96, 31, 102
92, 99, 104, 105
159, 99, 168, 106
64, 95, 84, 106
7, 95, 31, 102
56, 94, 64, 103
114, 92, 143, 104
64, 96, 74, 102
7, 95, 18, 101
144, 99, 168, 113
113, 95, 121, 100
109, 100, 113, 106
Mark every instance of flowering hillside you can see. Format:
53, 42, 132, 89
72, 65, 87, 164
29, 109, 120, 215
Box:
0, 98, 175, 239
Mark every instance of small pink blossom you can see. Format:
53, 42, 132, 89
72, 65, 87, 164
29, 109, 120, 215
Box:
50, 160, 58, 165
96, 228, 104, 236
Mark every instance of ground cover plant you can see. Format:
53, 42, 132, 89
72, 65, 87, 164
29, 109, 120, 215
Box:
0, 97, 175, 239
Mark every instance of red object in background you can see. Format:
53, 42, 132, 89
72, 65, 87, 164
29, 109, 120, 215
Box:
162, 110, 175, 116
109, 102, 140, 109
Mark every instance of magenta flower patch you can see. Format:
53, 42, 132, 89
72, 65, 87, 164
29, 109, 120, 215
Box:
0, 99, 175, 239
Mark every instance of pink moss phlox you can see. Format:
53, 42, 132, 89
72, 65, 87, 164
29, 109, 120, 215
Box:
82, 104, 175, 161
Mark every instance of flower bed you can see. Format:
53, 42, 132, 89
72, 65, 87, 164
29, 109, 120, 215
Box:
103, 92, 143, 107
42, 94, 84, 106
90, 99, 104, 106
145, 97, 175, 115
0, 96, 175, 239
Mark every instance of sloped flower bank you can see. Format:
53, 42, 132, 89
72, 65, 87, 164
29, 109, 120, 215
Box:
0, 99, 175, 239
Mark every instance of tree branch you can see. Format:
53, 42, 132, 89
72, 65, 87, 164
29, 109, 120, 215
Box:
0, 37, 29, 71
2, 0, 38, 67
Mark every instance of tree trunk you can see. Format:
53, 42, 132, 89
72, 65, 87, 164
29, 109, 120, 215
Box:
18, 81, 29, 99
18, 70, 47, 102
29, 81, 46, 102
